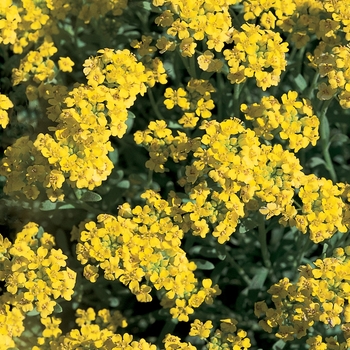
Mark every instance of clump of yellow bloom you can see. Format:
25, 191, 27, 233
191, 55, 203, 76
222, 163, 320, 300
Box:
0, 0, 128, 54
309, 43, 350, 108
163, 79, 216, 128
3, 0, 350, 348
153, 0, 239, 55
0, 92, 13, 128
75, 190, 221, 320
255, 246, 350, 348
223, 23, 289, 90
241, 91, 320, 152
0, 135, 65, 201
2, 48, 167, 200
0, 222, 76, 347
12, 38, 58, 86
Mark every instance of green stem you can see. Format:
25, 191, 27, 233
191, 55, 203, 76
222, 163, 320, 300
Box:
147, 87, 164, 120
304, 72, 320, 100
319, 99, 337, 182
189, 55, 197, 78
216, 72, 225, 121
146, 168, 153, 189
229, 7, 243, 28
233, 83, 243, 118
157, 318, 178, 347
258, 214, 271, 269
177, 48, 195, 78
295, 46, 306, 76
64, 198, 102, 216
224, 247, 252, 285
294, 232, 313, 270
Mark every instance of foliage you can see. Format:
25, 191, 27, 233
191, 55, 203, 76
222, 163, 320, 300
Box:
1, 0, 350, 349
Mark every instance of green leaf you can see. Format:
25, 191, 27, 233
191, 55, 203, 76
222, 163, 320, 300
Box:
192, 259, 215, 270
168, 121, 183, 129
109, 148, 119, 165
126, 110, 135, 133
27, 308, 40, 316
136, 1, 162, 12
190, 246, 218, 259
39, 200, 57, 211
272, 339, 286, 349
330, 133, 348, 145
249, 267, 268, 290
117, 180, 130, 189
309, 156, 326, 168
57, 203, 76, 210
36, 226, 45, 239
129, 173, 147, 185
54, 303, 63, 313
217, 244, 227, 260
294, 74, 307, 91
320, 113, 330, 148
80, 191, 102, 202
210, 260, 227, 284
239, 217, 258, 233
110, 169, 124, 180
109, 297, 120, 307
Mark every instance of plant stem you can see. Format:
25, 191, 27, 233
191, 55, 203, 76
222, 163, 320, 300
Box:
258, 214, 271, 270
224, 247, 252, 285
233, 83, 243, 118
304, 72, 320, 100
189, 55, 197, 78
319, 99, 337, 182
147, 87, 164, 120
216, 72, 225, 121
294, 232, 312, 269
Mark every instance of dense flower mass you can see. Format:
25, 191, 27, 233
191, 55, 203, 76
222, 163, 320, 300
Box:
1, 0, 350, 348
75, 190, 221, 320
255, 246, 350, 349
0, 222, 76, 348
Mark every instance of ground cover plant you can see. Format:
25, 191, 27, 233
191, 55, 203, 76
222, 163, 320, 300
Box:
2, 0, 350, 349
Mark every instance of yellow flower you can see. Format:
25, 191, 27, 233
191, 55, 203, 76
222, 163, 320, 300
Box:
317, 82, 336, 100
189, 319, 213, 338
179, 37, 197, 57
0, 94, 13, 110
58, 56, 75, 72
170, 299, 194, 322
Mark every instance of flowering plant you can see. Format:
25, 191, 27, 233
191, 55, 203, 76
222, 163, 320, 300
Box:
1, 0, 350, 349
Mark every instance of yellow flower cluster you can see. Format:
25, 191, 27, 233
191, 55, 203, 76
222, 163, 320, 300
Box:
0, 301, 25, 350
163, 78, 216, 128
3, 0, 350, 348
153, 0, 240, 56
75, 190, 221, 321
188, 318, 251, 350
43, 308, 129, 349
0, 92, 13, 128
2, 48, 167, 200
292, 175, 347, 243
135, 117, 349, 244
243, 0, 350, 108
255, 246, 350, 348
223, 23, 289, 90
0, 222, 76, 348
0, 135, 64, 200
0, 0, 128, 54
241, 91, 320, 152
12, 38, 58, 86
1, 222, 76, 316
243, 0, 350, 48
309, 43, 350, 108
